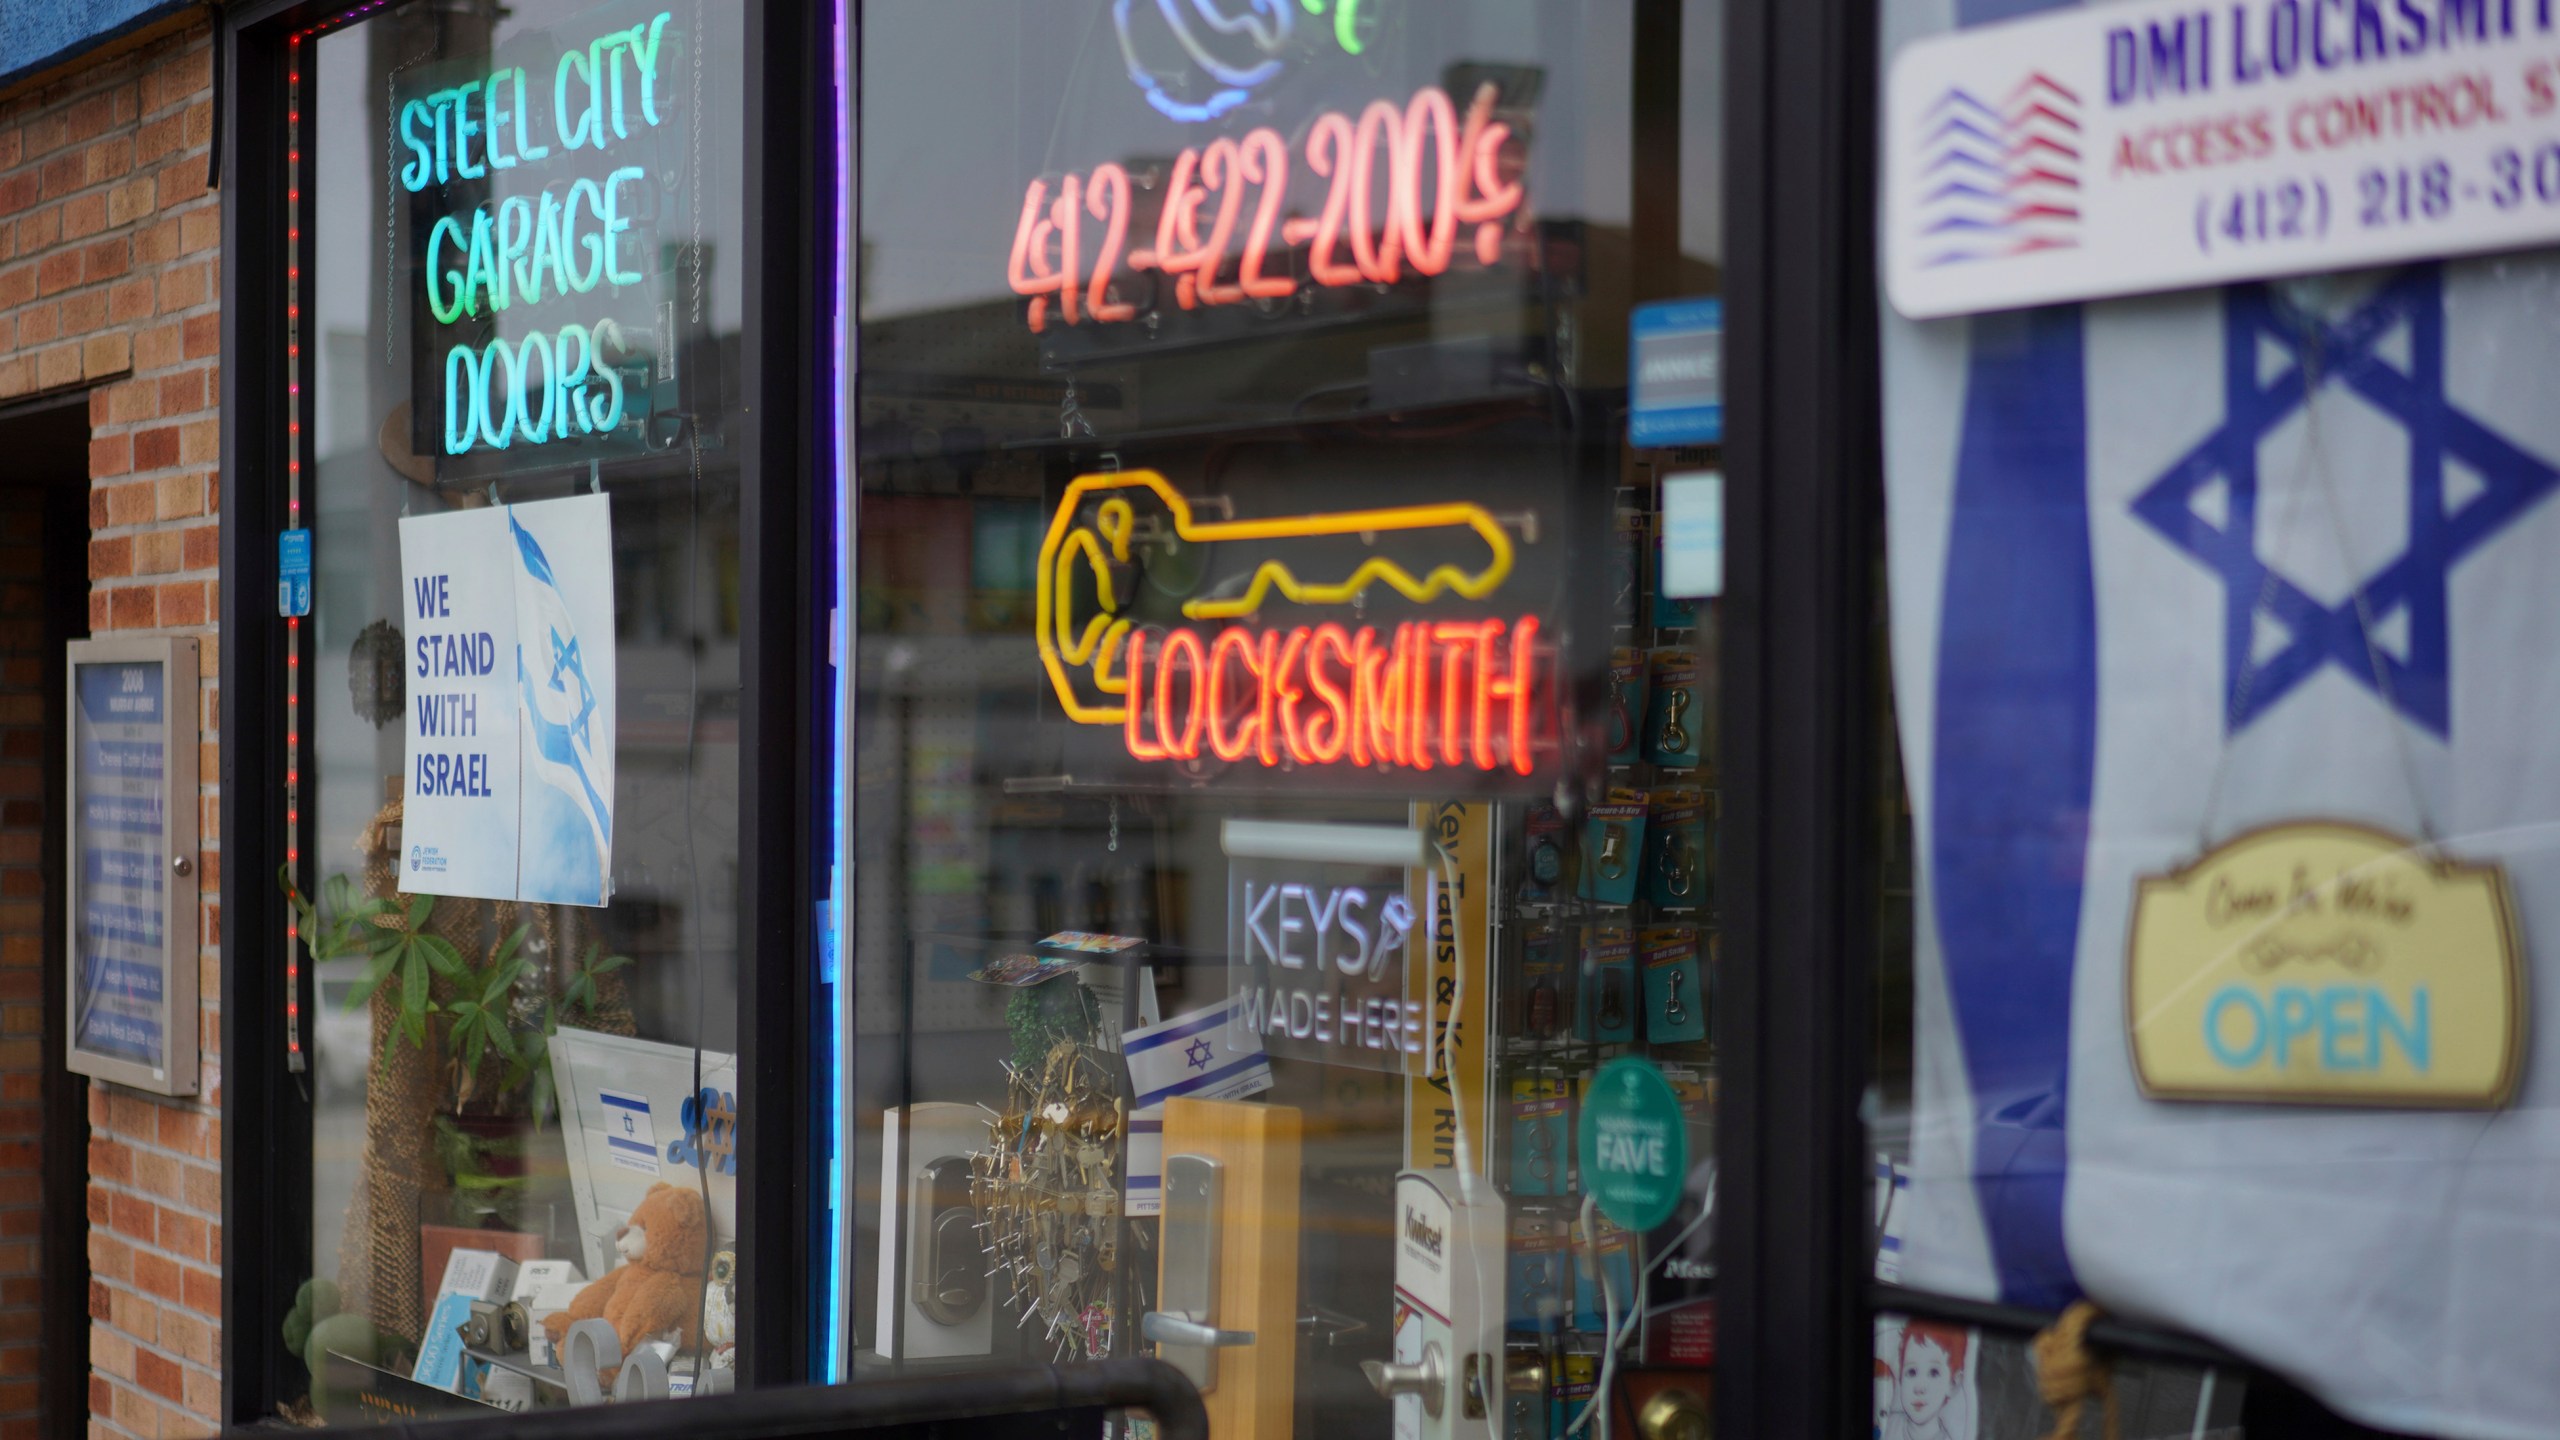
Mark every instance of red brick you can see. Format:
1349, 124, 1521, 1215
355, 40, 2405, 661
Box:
85, 532, 129, 576
81, 236, 127, 282
155, 583, 202, 628
178, 311, 214, 359
88, 434, 129, 478
58, 192, 103, 241
180, 525, 215, 571
130, 1251, 179, 1303
134, 1350, 179, 1402
178, 1266, 216, 1316
131, 427, 175, 470
107, 1191, 150, 1241
106, 584, 151, 630
31, 252, 72, 298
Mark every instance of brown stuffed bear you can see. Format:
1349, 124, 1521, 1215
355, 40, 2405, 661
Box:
542, 1182, 710, 1359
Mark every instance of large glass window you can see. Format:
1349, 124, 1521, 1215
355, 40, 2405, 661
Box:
286, 0, 751, 1418
851, 4, 1725, 1435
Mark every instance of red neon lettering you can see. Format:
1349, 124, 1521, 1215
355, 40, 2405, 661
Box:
1005, 83, 1526, 335
1500, 616, 1539, 775
1300, 623, 1352, 764
1206, 627, 1263, 763
1123, 629, 1167, 761
1121, 620, 1536, 773
1404, 624, 1435, 773
1085, 164, 1136, 322
1434, 621, 1477, 768
1256, 629, 1287, 766
1123, 618, 1546, 773
1156, 628, 1208, 761
1349, 626, 1383, 767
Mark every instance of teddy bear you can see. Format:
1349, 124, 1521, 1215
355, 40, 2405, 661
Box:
542, 1182, 710, 1361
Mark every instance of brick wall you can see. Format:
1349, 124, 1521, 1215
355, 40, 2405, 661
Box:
0, 21, 223, 1440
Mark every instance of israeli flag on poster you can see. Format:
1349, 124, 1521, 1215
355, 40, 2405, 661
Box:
1123, 998, 1274, 1111
508, 494, 616, 908
1887, 7, 2560, 1436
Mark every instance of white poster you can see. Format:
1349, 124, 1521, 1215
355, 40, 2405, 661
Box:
399, 507, 521, 900
1885, 0, 2560, 318
400, 494, 615, 906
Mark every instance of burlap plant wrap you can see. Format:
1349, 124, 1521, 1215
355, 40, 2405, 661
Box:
332, 777, 637, 1344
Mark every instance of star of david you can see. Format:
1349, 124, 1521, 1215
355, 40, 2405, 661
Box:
1184, 1036, 1214, 1070
2129, 266, 2560, 738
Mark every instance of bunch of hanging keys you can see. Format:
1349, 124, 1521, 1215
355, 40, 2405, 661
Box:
972, 1038, 1146, 1360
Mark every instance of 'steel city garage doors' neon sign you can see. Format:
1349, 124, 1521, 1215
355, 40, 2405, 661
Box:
1036, 469, 1549, 774
396, 8, 677, 459
1008, 81, 1525, 333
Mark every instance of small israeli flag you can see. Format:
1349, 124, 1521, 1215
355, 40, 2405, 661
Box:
509, 495, 616, 907
1122, 997, 1274, 1111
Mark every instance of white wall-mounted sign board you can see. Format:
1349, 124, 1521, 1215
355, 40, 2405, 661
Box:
1887, 0, 2560, 318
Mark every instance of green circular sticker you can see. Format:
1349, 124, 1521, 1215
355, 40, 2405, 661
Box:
1578, 1056, 1689, 1232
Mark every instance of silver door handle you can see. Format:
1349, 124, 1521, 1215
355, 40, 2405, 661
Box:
1143, 1311, 1255, 1348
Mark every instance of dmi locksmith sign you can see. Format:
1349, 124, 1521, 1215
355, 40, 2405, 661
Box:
1887, 0, 2560, 316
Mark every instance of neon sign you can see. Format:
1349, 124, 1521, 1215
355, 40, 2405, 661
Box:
397, 7, 679, 463
1007, 80, 1525, 333
1036, 470, 1549, 775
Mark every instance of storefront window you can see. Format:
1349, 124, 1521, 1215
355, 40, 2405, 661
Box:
852, 3, 1723, 1434
286, 0, 751, 1417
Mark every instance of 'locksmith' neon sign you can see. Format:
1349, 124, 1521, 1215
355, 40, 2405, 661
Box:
1008, 81, 1525, 333
1037, 470, 1550, 775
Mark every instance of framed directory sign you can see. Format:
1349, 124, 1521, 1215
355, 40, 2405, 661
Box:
65, 637, 198, 1094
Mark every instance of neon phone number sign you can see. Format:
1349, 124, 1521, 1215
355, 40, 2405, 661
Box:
395, 9, 677, 461
1007, 81, 1525, 333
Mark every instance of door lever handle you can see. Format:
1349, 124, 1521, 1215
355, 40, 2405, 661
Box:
1143, 1311, 1256, 1348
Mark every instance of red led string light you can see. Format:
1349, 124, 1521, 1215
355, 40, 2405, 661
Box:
278, 1, 395, 1070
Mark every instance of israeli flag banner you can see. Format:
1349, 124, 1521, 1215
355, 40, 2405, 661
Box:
1123, 998, 1275, 1111
1887, 6, 2560, 1435
508, 494, 617, 907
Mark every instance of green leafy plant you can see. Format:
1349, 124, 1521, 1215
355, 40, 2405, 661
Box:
562, 942, 633, 1018
347, 892, 465, 1064
443, 925, 530, 1103
278, 866, 380, 966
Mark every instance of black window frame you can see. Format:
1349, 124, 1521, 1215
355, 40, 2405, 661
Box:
215, 0, 837, 1420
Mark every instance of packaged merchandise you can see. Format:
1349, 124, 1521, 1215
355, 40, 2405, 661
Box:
1607, 648, 1649, 766
1642, 649, 1702, 769
1508, 1213, 1571, 1333
1521, 802, 1570, 908
1644, 787, 1710, 910
1640, 927, 1708, 1044
1578, 795, 1647, 907
1516, 924, 1571, 1041
1578, 927, 1637, 1044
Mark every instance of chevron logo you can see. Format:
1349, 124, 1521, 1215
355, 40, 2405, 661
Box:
1914, 73, 2082, 268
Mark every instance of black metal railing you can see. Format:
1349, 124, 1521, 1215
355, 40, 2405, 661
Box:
229, 1359, 1207, 1440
